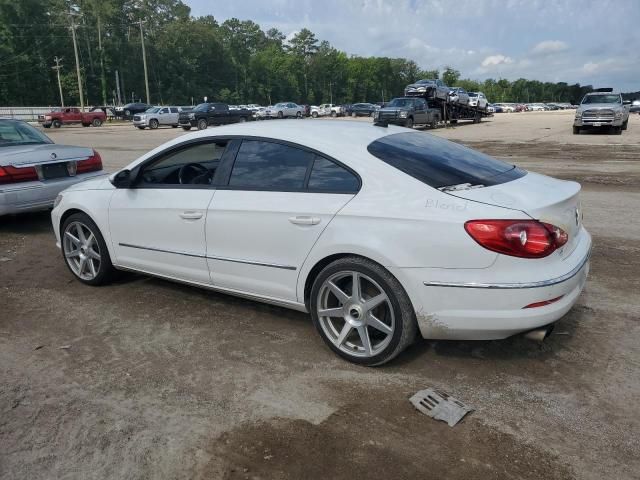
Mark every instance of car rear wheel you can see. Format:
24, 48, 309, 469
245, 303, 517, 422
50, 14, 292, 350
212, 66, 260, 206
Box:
52, 120, 62, 128
405, 117, 414, 128
149, 119, 159, 129
296, 112, 302, 118
92, 118, 103, 127
331, 111, 337, 117
311, 257, 417, 366
197, 119, 208, 130
137, 126, 145, 130
238, 116, 247, 123
312, 112, 318, 118
182, 126, 192, 131
61, 213, 115, 286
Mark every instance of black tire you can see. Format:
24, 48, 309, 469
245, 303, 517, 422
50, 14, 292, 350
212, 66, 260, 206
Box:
43, 125, 51, 129
312, 111, 318, 118
310, 256, 418, 366
622, 120, 628, 131
296, 111, 302, 118
82, 123, 90, 127
238, 116, 247, 123
149, 119, 159, 129
137, 126, 145, 130
124, 109, 131, 117
182, 126, 192, 131
450, 119, 458, 124
197, 118, 208, 130
52, 119, 62, 128
613, 126, 622, 135
331, 111, 337, 117
277, 111, 283, 119
92, 118, 103, 127
404, 117, 414, 129
60, 212, 115, 286
573, 126, 580, 134
172, 125, 178, 128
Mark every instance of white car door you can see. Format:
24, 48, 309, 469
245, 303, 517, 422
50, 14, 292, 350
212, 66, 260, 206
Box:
206, 139, 360, 302
109, 140, 229, 284
157, 107, 170, 125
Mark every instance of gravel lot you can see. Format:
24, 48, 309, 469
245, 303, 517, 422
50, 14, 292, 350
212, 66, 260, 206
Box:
2, 111, 639, 479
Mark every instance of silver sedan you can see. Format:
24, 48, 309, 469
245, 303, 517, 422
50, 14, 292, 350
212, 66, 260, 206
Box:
0, 118, 105, 216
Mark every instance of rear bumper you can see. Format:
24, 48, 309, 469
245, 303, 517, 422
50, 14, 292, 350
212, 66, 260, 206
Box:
393, 231, 592, 340
0, 172, 106, 216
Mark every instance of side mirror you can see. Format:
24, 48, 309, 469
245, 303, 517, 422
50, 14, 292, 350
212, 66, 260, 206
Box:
111, 169, 132, 188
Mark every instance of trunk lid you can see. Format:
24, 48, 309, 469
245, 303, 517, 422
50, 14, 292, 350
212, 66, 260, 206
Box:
1, 144, 94, 167
446, 172, 583, 258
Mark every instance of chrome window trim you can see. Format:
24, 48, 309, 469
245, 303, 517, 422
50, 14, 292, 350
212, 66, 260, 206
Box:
423, 249, 591, 289
118, 242, 296, 271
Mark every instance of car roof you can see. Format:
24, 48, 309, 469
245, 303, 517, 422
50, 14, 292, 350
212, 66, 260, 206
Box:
128, 120, 413, 172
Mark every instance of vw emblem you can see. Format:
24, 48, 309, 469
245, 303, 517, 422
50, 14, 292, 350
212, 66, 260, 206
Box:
50, 152, 57, 160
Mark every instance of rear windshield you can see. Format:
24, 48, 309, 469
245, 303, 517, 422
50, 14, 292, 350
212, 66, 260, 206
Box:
367, 132, 525, 189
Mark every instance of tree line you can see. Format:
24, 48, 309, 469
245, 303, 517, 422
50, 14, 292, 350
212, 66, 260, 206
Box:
0, 0, 600, 107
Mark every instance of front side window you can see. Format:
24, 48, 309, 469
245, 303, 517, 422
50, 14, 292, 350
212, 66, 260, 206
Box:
139, 141, 227, 186
367, 132, 525, 189
229, 141, 313, 190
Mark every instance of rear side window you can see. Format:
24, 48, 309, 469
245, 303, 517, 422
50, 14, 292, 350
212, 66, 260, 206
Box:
308, 157, 359, 193
367, 132, 525, 189
229, 140, 313, 189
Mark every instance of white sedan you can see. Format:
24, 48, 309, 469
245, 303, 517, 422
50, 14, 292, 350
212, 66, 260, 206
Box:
51, 121, 591, 365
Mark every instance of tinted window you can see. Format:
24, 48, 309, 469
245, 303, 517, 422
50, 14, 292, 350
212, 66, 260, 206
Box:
170, 107, 179, 113
308, 157, 359, 193
229, 141, 313, 189
367, 132, 525, 189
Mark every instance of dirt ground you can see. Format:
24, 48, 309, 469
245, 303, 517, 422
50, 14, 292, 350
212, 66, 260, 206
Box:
1, 111, 639, 479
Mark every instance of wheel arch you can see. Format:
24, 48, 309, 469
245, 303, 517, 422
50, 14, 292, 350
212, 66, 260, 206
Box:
301, 252, 400, 310
58, 206, 115, 259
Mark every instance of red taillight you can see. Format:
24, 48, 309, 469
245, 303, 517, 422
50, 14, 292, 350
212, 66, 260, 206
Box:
76, 150, 103, 174
0, 165, 39, 185
465, 220, 568, 258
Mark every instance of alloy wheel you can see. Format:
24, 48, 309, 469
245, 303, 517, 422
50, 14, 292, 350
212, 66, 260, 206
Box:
63, 221, 101, 281
317, 271, 395, 358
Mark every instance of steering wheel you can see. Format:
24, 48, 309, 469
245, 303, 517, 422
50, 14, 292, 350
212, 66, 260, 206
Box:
178, 163, 208, 184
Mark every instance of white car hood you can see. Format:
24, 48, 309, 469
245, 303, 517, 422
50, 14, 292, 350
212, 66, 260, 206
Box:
63, 176, 113, 192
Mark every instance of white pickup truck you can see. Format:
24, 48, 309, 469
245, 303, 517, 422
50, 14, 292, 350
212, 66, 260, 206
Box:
573, 91, 630, 135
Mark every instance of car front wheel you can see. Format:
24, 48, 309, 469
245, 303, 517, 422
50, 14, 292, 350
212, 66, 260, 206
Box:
310, 256, 417, 366
197, 119, 208, 130
61, 213, 115, 286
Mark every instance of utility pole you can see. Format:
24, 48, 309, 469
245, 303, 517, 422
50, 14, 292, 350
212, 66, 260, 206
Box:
97, 15, 107, 106
138, 20, 150, 105
52, 56, 64, 107
115, 70, 122, 105
69, 17, 85, 111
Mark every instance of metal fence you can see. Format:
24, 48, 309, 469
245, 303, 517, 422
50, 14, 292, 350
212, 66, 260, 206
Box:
0, 106, 100, 121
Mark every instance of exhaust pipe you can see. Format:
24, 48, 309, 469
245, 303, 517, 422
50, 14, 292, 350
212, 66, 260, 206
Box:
523, 325, 554, 343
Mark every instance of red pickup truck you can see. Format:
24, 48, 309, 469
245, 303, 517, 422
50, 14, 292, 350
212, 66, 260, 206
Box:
38, 107, 106, 128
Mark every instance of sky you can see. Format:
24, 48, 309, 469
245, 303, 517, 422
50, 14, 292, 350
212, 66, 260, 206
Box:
185, 0, 640, 92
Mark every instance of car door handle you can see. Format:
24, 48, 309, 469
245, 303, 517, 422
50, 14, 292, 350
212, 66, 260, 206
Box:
288, 216, 320, 225
179, 211, 203, 220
